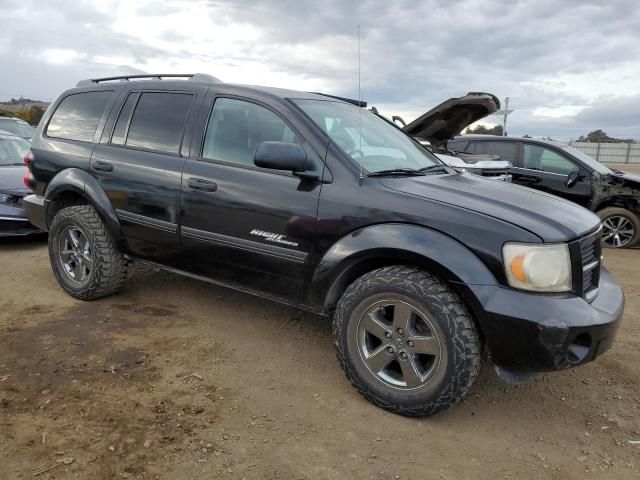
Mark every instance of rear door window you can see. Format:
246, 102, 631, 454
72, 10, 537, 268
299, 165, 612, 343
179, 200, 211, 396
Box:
46, 91, 113, 142
125, 92, 194, 155
468, 141, 517, 162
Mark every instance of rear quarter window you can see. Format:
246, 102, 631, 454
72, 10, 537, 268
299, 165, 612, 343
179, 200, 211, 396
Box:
46, 91, 113, 142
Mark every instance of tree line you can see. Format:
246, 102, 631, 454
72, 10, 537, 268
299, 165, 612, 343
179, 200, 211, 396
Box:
0, 105, 46, 126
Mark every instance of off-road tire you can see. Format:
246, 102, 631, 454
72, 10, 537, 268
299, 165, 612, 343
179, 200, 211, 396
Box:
597, 207, 640, 248
333, 266, 480, 417
49, 205, 128, 300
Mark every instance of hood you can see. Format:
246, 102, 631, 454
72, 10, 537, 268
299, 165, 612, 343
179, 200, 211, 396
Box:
381, 172, 601, 242
403, 92, 500, 147
0, 166, 30, 195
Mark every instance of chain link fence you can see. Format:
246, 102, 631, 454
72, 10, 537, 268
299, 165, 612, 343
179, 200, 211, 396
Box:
569, 142, 640, 164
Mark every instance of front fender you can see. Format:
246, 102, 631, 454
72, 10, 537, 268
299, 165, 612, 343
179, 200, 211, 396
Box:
308, 223, 497, 312
45, 168, 123, 243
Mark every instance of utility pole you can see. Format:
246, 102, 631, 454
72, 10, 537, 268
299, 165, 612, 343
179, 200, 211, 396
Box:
503, 97, 509, 136
491, 97, 513, 136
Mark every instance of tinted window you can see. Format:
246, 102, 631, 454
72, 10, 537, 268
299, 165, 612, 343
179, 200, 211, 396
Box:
47, 91, 112, 142
447, 140, 467, 152
470, 141, 517, 161
203, 98, 299, 166
111, 93, 138, 146
126, 92, 193, 154
523, 144, 577, 175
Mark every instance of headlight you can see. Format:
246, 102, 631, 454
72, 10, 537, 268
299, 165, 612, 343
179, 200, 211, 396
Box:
503, 243, 572, 292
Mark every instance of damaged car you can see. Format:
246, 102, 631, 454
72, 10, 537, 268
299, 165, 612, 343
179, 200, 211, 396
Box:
389, 92, 512, 181
448, 135, 640, 248
0, 131, 40, 236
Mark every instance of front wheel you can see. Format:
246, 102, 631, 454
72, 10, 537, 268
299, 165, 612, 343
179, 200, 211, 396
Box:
333, 266, 480, 417
598, 207, 640, 248
49, 205, 128, 300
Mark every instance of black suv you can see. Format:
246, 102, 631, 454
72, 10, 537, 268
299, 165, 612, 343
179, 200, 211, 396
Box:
23, 74, 624, 417
449, 135, 640, 248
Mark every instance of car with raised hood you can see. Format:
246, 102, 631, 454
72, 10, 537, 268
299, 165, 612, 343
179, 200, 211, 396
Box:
447, 135, 640, 248
0, 117, 37, 141
389, 92, 512, 181
0, 131, 40, 236
22, 73, 624, 417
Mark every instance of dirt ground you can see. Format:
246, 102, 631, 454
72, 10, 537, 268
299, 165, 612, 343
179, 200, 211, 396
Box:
0, 237, 639, 480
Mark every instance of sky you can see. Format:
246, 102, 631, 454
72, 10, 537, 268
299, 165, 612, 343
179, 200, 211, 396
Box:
1, 0, 639, 140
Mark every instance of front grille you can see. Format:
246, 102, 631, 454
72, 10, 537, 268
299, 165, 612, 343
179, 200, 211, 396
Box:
578, 227, 602, 300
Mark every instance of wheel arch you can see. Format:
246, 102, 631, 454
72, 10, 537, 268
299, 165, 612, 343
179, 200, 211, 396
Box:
308, 223, 497, 314
44, 168, 124, 245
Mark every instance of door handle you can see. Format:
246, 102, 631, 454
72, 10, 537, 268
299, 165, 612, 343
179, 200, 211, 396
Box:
93, 161, 113, 172
187, 178, 218, 192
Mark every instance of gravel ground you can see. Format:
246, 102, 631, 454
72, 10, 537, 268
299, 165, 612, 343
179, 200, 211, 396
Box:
0, 236, 639, 479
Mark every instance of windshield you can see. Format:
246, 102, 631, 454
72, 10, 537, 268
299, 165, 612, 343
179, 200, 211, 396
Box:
0, 137, 30, 166
293, 99, 441, 173
0, 119, 36, 139
561, 145, 612, 175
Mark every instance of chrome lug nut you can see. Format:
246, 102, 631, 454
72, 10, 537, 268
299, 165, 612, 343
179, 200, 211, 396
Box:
385, 332, 392, 339
386, 346, 395, 354
407, 340, 414, 348
397, 328, 404, 335
400, 351, 408, 360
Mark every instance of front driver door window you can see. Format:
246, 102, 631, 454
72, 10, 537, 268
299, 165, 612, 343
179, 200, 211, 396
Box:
523, 144, 578, 175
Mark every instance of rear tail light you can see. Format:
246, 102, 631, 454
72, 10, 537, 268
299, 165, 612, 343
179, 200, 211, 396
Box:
23, 150, 34, 189
24, 150, 33, 168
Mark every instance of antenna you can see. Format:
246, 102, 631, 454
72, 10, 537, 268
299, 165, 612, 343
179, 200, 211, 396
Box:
357, 25, 363, 180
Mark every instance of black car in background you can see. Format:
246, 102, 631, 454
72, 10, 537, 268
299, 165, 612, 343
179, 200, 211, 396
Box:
0, 117, 36, 141
448, 135, 640, 248
0, 131, 40, 236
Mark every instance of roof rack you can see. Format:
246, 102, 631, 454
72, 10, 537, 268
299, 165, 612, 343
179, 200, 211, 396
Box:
310, 92, 367, 107
76, 73, 222, 87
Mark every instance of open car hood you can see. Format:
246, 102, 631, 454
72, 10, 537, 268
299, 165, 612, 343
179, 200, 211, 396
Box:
403, 92, 500, 147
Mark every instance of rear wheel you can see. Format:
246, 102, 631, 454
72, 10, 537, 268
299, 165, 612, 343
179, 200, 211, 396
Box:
49, 205, 128, 300
597, 207, 640, 248
333, 266, 480, 417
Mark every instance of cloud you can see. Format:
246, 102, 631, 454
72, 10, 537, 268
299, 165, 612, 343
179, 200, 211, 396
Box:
0, 0, 639, 139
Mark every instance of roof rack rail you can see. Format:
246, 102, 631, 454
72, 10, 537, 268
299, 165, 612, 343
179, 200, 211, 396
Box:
309, 92, 367, 107
76, 73, 222, 87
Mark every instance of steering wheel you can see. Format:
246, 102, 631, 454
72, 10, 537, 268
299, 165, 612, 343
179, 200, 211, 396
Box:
347, 148, 365, 158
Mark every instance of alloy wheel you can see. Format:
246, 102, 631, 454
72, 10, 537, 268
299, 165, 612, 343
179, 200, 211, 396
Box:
602, 215, 635, 248
356, 299, 445, 390
59, 226, 93, 283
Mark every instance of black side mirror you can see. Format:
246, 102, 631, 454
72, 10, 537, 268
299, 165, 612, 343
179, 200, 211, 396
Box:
565, 170, 580, 188
254, 141, 308, 173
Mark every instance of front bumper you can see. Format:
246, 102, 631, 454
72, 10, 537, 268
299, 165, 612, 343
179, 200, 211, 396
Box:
0, 201, 42, 237
468, 267, 624, 372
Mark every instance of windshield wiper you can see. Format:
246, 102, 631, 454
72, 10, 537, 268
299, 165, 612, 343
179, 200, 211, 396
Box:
367, 168, 425, 177
418, 164, 450, 173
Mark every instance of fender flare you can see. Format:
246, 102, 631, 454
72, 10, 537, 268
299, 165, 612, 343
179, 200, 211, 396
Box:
308, 223, 497, 312
44, 168, 123, 243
